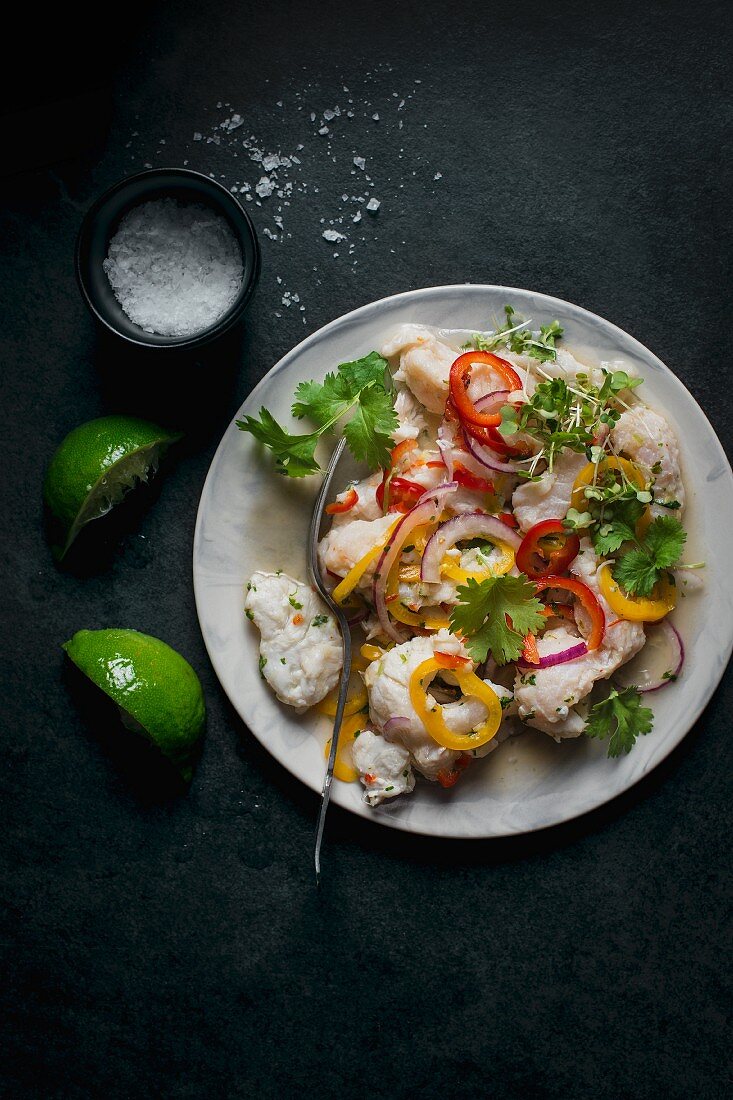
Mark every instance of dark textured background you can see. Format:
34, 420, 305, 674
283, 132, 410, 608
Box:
2, 1, 732, 1097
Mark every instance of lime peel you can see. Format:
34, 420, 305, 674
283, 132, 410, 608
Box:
63, 628, 205, 782
44, 416, 182, 558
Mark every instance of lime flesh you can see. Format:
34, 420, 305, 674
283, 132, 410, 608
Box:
44, 416, 181, 558
63, 628, 205, 781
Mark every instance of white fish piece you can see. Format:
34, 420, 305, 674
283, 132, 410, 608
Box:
329, 471, 383, 526
381, 324, 456, 414
512, 450, 588, 532
352, 730, 415, 806
393, 385, 430, 443
611, 405, 685, 514
364, 629, 512, 780
245, 572, 342, 711
318, 513, 396, 590
514, 542, 645, 738
533, 347, 605, 389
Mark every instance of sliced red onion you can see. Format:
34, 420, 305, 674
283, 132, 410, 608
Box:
436, 423, 455, 481
463, 429, 526, 475
420, 511, 523, 583
346, 606, 368, 627
383, 716, 412, 741
372, 482, 458, 641
517, 640, 589, 670
671, 567, 705, 593
460, 392, 539, 474
614, 620, 684, 693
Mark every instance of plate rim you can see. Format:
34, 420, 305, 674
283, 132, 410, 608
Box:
193, 282, 733, 840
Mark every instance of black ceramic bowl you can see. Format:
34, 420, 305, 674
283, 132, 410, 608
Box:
76, 168, 261, 350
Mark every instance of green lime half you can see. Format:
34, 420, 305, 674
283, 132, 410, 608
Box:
63, 628, 206, 781
44, 416, 182, 558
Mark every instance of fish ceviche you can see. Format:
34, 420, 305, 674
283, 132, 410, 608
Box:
239, 306, 701, 808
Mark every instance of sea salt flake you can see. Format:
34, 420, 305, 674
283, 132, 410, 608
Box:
372, 113, 380, 121
323, 109, 335, 121
434, 172, 442, 180
366, 198, 381, 213
322, 229, 347, 242
353, 156, 366, 170
255, 176, 275, 198
262, 153, 281, 172
193, 132, 202, 141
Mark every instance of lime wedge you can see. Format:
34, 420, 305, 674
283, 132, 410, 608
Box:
63, 628, 206, 781
44, 416, 181, 558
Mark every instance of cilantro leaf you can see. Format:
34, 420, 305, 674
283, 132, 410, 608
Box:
613, 516, 686, 596
585, 686, 653, 757
592, 497, 645, 556
450, 574, 546, 665
613, 551, 661, 597
342, 383, 398, 469
239, 352, 396, 477
338, 351, 390, 390
644, 515, 687, 568
291, 371, 355, 426
236, 408, 320, 477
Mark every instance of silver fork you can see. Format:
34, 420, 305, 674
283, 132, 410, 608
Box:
307, 437, 353, 884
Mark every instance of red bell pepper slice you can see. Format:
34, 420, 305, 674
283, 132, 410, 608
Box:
325, 487, 359, 515
533, 575, 605, 651
449, 351, 523, 428
376, 476, 424, 513
436, 752, 472, 788
516, 519, 581, 579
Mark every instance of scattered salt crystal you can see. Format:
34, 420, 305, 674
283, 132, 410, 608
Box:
353, 211, 362, 224
434, 172, 442, 180
318, 126, 329, 135
262, 153, 281, 172
255, 176, 275, 198
372, 113, 380, 121
323, 109, 336, 121
222, 114, 244, 132
322, 229, 347, 242
263, 228, 278, 240
103, 198, 243, 338
353, 156, 366, 170
366, 198, 381, 213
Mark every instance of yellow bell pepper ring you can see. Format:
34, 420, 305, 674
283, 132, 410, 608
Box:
598, 563, 677, 622
316, 683, 368, 717
440, 536, 516, 584
323, 712, 366, 783
408, 655, 503, 752
571, 457, 651, 536
331, 518, 401, 604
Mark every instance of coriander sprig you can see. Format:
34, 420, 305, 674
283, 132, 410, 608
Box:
237, 351, 398, 477
585, 686, 653, 756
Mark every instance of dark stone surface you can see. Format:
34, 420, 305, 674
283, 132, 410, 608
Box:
1, 1, 731, 1097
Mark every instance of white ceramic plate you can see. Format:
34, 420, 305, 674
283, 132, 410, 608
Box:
193, 285, 733, 838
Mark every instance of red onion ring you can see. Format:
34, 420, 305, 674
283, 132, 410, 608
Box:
517, 640, 589, 670
436, 423, 455, 481
460, 392, 540, 474
383, 716, 412, 741
421, 511, 522, 583
372, 482, 459, 641
614, 620, 684, 693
